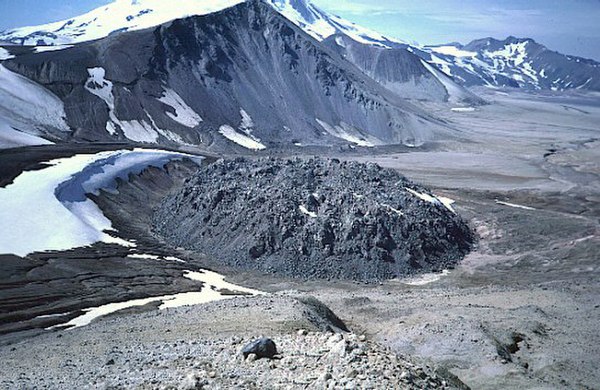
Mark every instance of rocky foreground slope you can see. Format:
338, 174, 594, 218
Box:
153, 158, 473, 281
0, 295, 467, 389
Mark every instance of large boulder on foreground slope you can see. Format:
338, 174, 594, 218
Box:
152, 157, 474, 282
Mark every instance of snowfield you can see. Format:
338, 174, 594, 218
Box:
0, 118, 53, 149
0, 64, 70, 136
0, 149, 201, 257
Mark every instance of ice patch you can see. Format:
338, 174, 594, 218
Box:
495, 200, 536, 211
451, 107, 476, 112
219, 125, 266, 150
0, 149, 201, 257
158, 88, 202, 128
51, 269, 263, 329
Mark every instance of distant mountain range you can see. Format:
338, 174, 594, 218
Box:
0, 0, 598, 150
420, 36, 600, 91
1, 0, 598, 94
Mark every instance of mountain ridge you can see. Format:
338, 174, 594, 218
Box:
423, 36, 600, 91
0, 0, 451, 149
1, 1, 598, 92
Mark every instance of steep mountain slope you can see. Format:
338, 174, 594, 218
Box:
324, 34, 484, 104
1, 1, 447, 149
422, 37, 600, 91
0, 0, 404, 49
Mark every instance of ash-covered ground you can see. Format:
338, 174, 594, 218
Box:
153, 157, 473, 282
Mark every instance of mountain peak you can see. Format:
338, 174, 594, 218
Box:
0, 0, 404, 48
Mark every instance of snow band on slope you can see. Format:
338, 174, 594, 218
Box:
51, 269, 264, 329
0, 149, 202, 257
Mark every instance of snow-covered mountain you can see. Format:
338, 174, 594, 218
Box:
1, 1, 450, 150
421, 36, 600, 91
324, 34, 484, 105
2, 0, 596, 94
0, 0, 404, 48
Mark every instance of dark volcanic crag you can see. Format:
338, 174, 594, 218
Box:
153, 158, 474, 282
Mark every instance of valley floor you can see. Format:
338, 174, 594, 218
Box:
0, 90, 598, 389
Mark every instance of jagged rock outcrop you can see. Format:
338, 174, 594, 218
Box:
153, 157, 474, 281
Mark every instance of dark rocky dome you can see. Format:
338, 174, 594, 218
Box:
153, 158, 474, 281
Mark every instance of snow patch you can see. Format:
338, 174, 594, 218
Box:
239, 109, 254, 133
406, 188, 438, 204
158, 88, 202, 128
127, 253, 186, 263
406, 188, 456, 213
451, 107, 475, 112
383, 204, 404, 217
219, 125, 266, 150
316, 118, 376, 147
403, 270, 450, 286
85, 67, 158, 142
0, 65, 70, 133
0, 149, 200, 257
0, 0, 404, 49
119, 119, 159, 143
0, 48, 14, 60
33, 45, 73, 53
430, 45, 476, 58
84, 67, 117, 135
51, 269, 263, 329
421, 60, 468, 104
0, 118, 53, 149
485, 41, 529, 66
436, 196, 456, 214
299, 205, 317, 218
495, 200, 536, 211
